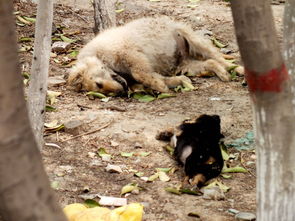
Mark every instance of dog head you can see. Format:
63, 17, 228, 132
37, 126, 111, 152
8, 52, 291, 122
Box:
67, 56, 128, 94
180, 114, 223, 141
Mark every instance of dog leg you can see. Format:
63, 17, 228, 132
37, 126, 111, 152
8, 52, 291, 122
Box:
177, 59, 231, 81
176, 28, 244, 78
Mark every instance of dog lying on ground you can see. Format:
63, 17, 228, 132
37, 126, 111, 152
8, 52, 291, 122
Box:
67, 16, 244, 94
157, 114, 224, 187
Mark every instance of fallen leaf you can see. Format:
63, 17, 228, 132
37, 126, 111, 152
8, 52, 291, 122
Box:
97, 148, 112, 161
222, 166, 247, 173
157, 93, 176, 99
204, 180, 230, 192
120, 183, 139, 195
120, 152, 134, 157
156, 168, 171, 173
165, 187, 181, 195
47, 90, 61, 105
84, 199, 100, 208
158, 171, 170, 182
148, 172, 159, 182
86, 91, 107, 99
46, 105, 56, 112
211, 37, 227, 48
115, 8, 125, 13
132, 93, 156, 102
60, 35, 76, 43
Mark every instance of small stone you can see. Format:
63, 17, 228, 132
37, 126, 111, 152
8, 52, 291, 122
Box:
105, 164, 123, 173
88, 152, 96, 158
110, 141, 119, 147
64, 119, 86, 135
52, 41, 71, 53
48, 76, 66, 86
228, 208, 240, 215
235, 212, 256, 221
202, 187, 225, 200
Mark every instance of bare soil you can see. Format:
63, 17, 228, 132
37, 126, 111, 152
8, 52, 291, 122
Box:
15, 0, 284, 220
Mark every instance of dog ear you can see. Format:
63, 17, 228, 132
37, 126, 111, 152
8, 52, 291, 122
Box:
67, 70, 83, 92
174, 31, 190, 61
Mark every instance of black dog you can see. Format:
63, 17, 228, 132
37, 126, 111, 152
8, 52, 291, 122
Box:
158, 114, 224, 187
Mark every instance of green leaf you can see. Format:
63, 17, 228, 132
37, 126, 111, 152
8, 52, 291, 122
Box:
69, 50, 79, 58
84, 199, 100, 208
220, 143, 229, 161
51, 181, 59, 189
23, 16, 36, 23
115, 8, 125, 13
132, 93, 156, 102
211, 37, 227, 48
97, 148, 112, 160
47, 90, 61, 105
149, 0, 161, 1
182, 81, 195, 91
138, 152, 151, 157
179, 188, 202, 195
148, 172, 159, 182
22, 72, 30, 79
120, 152, 134, 157
86, 91, 107, 99
221, 174, 232, 179
46, 105, 56, 112
156, 168, 171, 173
222, 166, 247, 173
60, 35, 76, 43
164, 145, 174, 155
165, 187, 181, 195
157, 93, 176, 99
120, 183, 139, 195
19, 37, 32, 42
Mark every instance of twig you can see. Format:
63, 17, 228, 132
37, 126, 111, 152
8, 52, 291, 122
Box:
68, 7, 88, 23
61, 120, 113, 142
240, 152, 256, 177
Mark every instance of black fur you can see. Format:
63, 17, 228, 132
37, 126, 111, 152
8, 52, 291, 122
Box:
174, 114, 224, 186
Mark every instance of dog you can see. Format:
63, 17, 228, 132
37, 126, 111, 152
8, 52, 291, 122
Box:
67, 16, 244, 94
157, 114, 224, 187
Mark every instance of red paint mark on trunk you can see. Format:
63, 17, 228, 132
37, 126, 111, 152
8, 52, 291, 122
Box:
245, 64, 289, 93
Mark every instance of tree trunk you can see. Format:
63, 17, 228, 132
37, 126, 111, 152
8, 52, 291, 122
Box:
0, 2, 67, 221
93, 0, 116, 34
27, 0, 53, 150
231, 1, 295, 220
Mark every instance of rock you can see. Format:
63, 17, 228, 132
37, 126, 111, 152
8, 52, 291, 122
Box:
48, 76, 66, 86
110, 140, 119, 147
202, 187, 225, 200
64, 119, 86, 135
228, 208, 240, 215
105, 164, 123, 173
235, 212, 256, 221
51, 41, 71, 53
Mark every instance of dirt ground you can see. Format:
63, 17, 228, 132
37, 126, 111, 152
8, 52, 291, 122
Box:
15, 0, 284, 220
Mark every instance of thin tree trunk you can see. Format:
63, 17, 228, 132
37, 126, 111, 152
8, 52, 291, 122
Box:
27, 0, 53, 149
93, 0, 116, 34
0, 2, 67, 221
231, 1, 295, 220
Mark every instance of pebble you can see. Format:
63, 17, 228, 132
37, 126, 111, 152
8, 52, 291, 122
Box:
105, 164, 123, 173
202, 187, 225, 200
51, 41, 71, 53
235, 212, 256, 221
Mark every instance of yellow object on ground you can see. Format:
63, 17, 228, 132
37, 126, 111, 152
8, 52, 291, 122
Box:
63, 203, 143, 221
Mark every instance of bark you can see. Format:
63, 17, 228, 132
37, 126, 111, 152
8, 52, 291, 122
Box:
0, 2, 67, 221
27, 0, 53, 149
93, 0, 116, 34
231, 1, 295, 220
